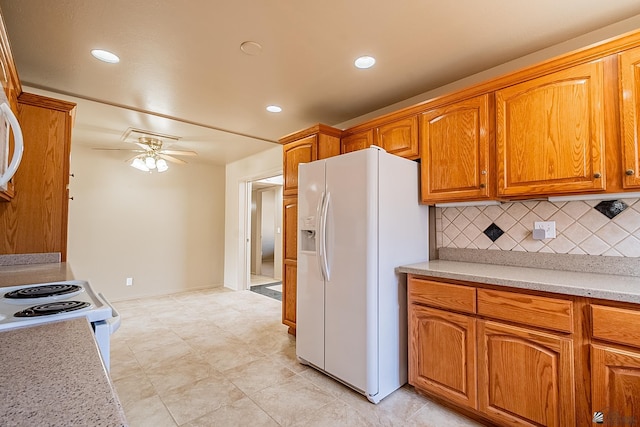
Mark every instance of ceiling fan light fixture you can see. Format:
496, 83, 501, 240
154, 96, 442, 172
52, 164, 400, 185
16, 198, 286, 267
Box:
91, 49, 120, 64
156, 158, 169, 172
145, 155, 157, 169
131, 157, 149, 172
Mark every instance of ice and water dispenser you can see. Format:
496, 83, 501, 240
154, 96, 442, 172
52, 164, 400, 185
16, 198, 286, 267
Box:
300, 215, 316, 253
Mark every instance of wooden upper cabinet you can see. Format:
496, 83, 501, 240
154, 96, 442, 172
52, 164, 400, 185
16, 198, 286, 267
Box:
496, 60, 607, 197
0, 93, 76, 260
478, 320, 575, 427
420, 94, 493, 204
619, 46, 640, 189
375, 116, 419, 159
341, 129, 372, 154
283, 134, 317, 196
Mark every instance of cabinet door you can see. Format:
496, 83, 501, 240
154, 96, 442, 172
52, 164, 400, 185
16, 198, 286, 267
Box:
478, 320, 575, 427
592, 344, 640, 423
341, 130, 373, 154
496, 61, 606, 197
283, 135, 316, 196
420, 94, 492, 203
375, 116, 419, 159
0, 94, 75, 260
619, 47, 640, 189
282, 262, 297, 334
409, 304, 477, 409
282, 196, 298, 333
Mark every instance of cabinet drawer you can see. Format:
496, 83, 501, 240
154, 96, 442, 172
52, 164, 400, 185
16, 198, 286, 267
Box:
592, 304, 640, 348
477, 289, 573, 333
408, 277, 476, 314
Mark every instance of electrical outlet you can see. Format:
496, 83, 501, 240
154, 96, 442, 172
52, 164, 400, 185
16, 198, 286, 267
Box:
126, 277, 133, 286
534, 221, 556, 239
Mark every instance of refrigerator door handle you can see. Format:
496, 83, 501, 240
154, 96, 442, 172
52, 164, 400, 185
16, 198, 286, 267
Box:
320, 191, 331, 281
316, 191, 327, 281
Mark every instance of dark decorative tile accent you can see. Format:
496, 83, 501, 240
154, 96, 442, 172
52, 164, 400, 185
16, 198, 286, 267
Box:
594, 200, 628, 219
250, 282, 282, 301
483, 223, 504, 242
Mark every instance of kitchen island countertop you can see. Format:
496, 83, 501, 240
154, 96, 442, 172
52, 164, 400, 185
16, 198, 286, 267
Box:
0, 317, 128, 426
398, 259, 640, 304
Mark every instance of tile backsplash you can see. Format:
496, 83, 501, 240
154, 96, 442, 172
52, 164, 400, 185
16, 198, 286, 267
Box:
436, 198, 640, 257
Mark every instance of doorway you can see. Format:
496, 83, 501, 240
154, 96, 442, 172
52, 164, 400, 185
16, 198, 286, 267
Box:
247, 175, 283, 301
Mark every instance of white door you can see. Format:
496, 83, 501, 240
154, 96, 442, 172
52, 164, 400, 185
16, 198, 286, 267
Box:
296, 160, 326, 369
324, 149, 379, 395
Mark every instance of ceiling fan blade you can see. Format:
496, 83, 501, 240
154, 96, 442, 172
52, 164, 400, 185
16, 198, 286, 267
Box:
124, 154, 142, 163
158, 153, 187, 164
159, 149, 198, 156
92, 148, 145, 152
135, 142, 153, 151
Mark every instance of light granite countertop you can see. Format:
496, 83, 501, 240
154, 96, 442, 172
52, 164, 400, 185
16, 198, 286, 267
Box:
0, 262, 75, 288
398, 260, 640, 304
0, 318, 127, 426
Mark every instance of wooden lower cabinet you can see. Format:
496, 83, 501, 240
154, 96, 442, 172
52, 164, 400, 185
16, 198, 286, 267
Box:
282, 261, 297, 334
591, 344, 640, 423
477, 320, 575, 427
409, 304, 477, 409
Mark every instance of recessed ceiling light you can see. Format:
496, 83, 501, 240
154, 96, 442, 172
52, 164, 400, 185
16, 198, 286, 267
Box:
266, 105, 282, 113
354, 55, 376, 69
91, 49, 120, 64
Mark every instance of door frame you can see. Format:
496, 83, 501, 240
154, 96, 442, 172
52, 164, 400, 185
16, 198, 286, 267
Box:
238, 168, 282, 291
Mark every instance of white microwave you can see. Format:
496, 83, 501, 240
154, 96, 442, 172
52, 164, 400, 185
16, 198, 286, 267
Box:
0, 89, 23, 191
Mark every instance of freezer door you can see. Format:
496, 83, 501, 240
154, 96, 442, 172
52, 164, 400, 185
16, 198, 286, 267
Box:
296, 160, 327, 369
324, 149, 378, 396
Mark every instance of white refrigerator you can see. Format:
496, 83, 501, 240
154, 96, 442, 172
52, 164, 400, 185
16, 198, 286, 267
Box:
296, 146, 429, 404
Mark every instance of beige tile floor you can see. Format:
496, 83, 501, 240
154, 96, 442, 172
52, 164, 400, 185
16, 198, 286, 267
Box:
111, 287, 485, 427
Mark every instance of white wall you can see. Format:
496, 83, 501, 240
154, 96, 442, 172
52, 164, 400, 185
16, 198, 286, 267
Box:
67, 145, 226, 301
224, 145, 282, 290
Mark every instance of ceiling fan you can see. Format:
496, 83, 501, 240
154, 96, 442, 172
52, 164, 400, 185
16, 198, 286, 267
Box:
94, 136, 197, 173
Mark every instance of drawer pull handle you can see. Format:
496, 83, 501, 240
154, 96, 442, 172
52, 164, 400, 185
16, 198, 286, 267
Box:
594, 172, 602, 179
626, 169, 635, 176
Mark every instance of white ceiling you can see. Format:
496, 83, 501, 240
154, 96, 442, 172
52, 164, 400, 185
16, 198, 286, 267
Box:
2, 1, 640, 165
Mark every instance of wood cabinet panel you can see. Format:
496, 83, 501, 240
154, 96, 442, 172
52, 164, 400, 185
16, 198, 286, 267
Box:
283, 135, 316, 196
619, 46, 640, 189
282, 261, 297, 333
420, 94, 492, 203
592, 304, 640, 348
477, 288, 573, 333
408, 276, 476, 314
283, 196, 297, 261
478, 320, 575, 427
409, 305, 477, 409
341, 130, 372, 154
0, 93, 75, 260
591, 344, 640, 423
496, 61, 606, 197
375, 116, 419, 159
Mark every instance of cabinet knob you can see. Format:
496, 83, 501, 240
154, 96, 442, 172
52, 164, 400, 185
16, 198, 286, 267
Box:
69, 173, 75, 178
626, 169, 635, 176
481, 170, 487, 175
479, 183, 486, 189
69, 196, 74, 201
593, 172, 602, 179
